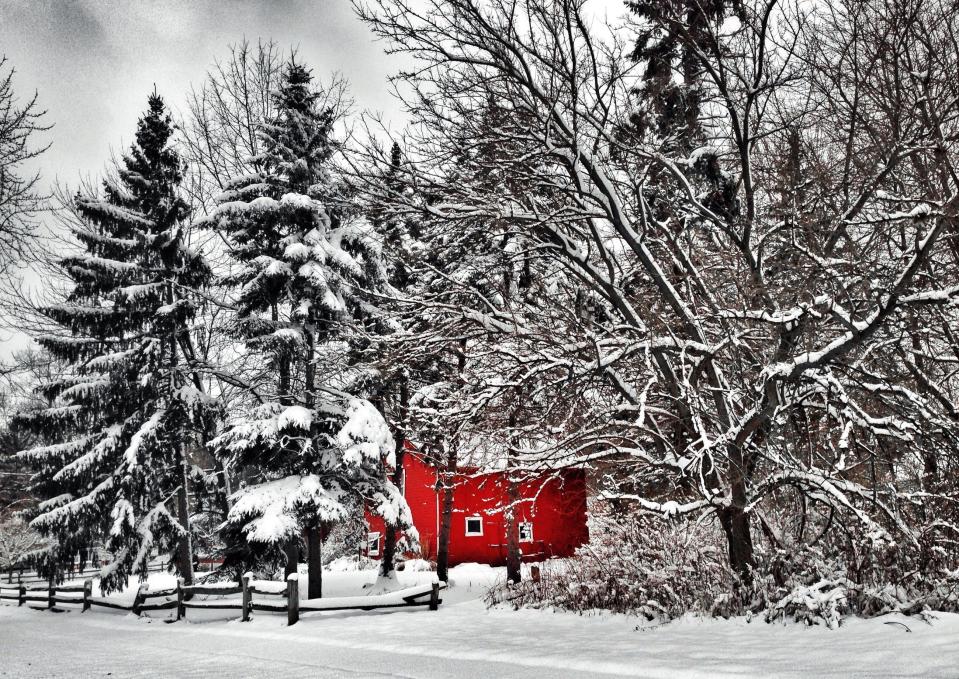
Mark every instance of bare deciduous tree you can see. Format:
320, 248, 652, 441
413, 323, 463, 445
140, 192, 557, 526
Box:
0, 56, 49, 273
355, 0, 959, 589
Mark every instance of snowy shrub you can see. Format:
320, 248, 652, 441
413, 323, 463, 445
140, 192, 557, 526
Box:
319, 504, 367, 562
398, 558, 434, 572
0, 516, 49, 570
487, 514, 734, 621
489, 507, 959, 627
764, 579, 848, 629
851, 569, 959, 618
325, 555, 379, 572
749, 520, 959, 623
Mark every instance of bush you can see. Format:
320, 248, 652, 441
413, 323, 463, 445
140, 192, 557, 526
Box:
764, 579, 848, 629
488, 510, 959, 627
487, 514, 735, 620
0, 516, 49, 571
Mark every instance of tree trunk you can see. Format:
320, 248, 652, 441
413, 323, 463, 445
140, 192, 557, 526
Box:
437, 340, 467, 583
435, 446, 457, 583
505, 476, 521, 584
303, 327, 316, 410
275, 304, 292, 408
717, 437, 756, 581
168, 284, 194, 587
718, 502, 755, 581
307, 523, 322, 599
505, 399, 521, 584
175, 451, 195, 586
381, 375, 409, 577
283, 538, 299, 581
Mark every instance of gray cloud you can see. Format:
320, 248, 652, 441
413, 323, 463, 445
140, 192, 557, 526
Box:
0, 0, 400, 182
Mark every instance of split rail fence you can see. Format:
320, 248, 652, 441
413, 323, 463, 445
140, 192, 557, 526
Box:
0, 575, 444, 626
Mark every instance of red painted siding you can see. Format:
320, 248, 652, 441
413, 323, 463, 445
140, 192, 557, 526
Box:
367, 451, 588, 567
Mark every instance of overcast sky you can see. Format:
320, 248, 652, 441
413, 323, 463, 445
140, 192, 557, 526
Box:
0, 0, 401, 183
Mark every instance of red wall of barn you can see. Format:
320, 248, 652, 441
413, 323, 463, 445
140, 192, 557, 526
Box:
368, 452, 588, 567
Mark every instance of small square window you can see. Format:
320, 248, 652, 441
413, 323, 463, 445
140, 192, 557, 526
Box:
465, 516, 483, 536
367, 531, 381, 556
518, 522, 533, 542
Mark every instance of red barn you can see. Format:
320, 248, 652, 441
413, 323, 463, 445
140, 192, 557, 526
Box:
366, 450, 589, 567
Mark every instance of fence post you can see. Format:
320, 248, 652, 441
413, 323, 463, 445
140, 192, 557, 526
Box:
47, 573, 55, 609
241, 573, 251, 622
18, 584, 25, 607
429, 582, 439, 611
176, 578, 185, 621
287, 574, 299, 626
82, 579, 92, 612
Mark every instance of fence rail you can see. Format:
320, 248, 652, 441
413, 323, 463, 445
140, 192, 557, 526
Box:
0, 579, 93, 611
0, 575, 444, 626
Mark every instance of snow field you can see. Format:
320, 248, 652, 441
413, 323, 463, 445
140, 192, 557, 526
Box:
1, 563, 957, 678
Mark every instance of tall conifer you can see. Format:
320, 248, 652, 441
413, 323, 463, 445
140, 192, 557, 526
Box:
208, 61, 412, 598
15, 93, 213, 591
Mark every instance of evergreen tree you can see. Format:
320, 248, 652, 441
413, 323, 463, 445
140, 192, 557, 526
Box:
14, 93, 213, 591
207, 61, 412, 598
627, 0, 742, 218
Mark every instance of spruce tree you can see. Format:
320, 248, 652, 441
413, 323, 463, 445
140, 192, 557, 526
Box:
627, 0, 740, 220
15, 93, 213, 591
208, 61, 412, 598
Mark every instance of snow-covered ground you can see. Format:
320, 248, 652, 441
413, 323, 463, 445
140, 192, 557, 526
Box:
1, 563, 957, 678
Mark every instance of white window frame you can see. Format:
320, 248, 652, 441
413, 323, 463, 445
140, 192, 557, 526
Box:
367, 531, 381, 556
518, 522, 534, 543
465, 516, 484, 536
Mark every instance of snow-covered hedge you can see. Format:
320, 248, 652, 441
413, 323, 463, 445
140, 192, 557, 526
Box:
487, 514, 734, 619
489, 512, 959, 628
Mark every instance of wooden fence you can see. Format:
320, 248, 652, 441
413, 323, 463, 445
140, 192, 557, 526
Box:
1, 575, 444, 626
